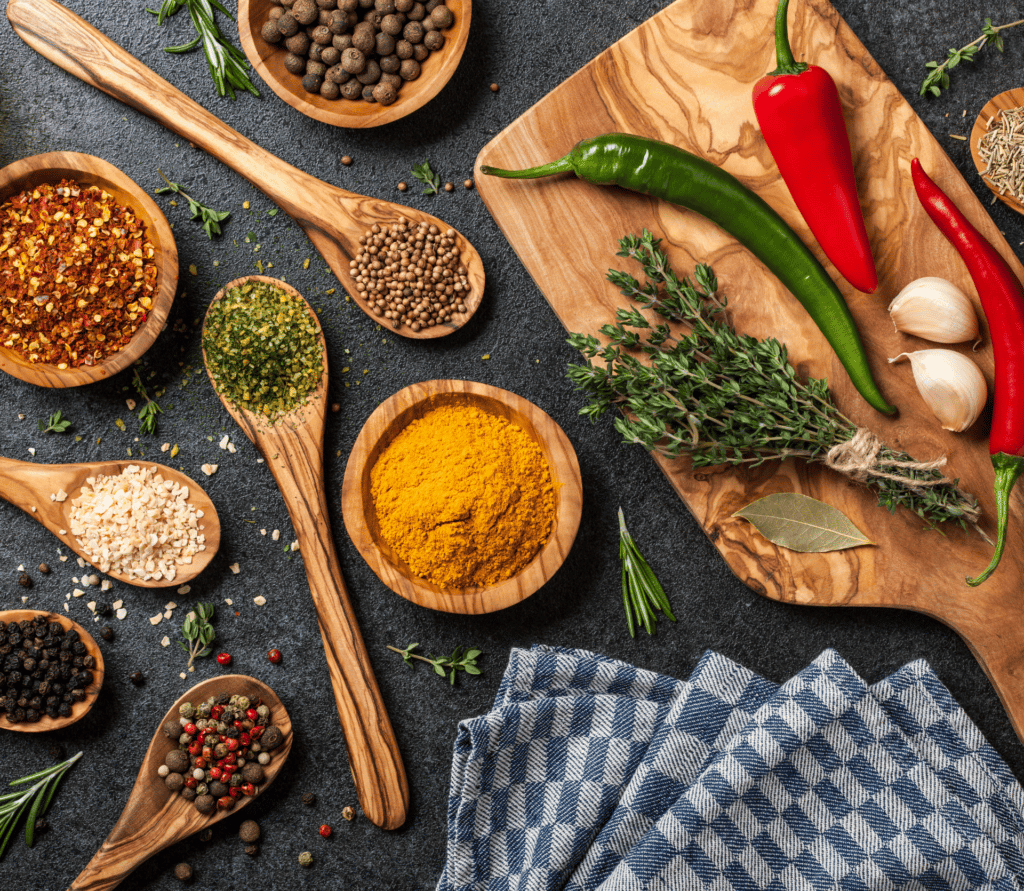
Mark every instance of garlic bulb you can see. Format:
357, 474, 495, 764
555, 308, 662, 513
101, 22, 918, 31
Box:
888, 349, 987, 432
888, 277, 980, 344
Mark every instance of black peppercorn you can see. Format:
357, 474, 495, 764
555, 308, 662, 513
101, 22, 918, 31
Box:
18, 573, 32, 588
244, 844, 260, 857
130, 670, 144, 686
301, 791, 317, 806
100, 626, 114, 642
95, 602, 112, 617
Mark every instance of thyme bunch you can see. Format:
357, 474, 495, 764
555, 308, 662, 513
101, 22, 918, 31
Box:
920, 17, 1024, 97
387, 643, 482, 685
567, 232, 981, 531
411, 160, 441, 195
37, 411, 70, 434
180, 602, 215, 671
156, 171, 230, 239
132, 368, 164, 435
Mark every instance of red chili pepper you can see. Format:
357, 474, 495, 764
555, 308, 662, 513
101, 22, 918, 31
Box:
752, 0, 877, 293
911, 158, 1024, 586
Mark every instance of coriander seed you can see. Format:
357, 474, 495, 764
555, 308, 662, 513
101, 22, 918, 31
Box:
299, 851, 314, 867
174, 862, 193, 882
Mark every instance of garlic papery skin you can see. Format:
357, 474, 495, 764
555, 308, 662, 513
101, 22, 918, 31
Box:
888, 277, 980, 344
889, 349, 987, 432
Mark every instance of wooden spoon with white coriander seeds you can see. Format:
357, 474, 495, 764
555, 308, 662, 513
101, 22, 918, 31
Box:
6, 0, 486, 339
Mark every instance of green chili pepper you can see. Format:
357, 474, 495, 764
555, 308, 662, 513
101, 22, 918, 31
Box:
482, 133, 896, 416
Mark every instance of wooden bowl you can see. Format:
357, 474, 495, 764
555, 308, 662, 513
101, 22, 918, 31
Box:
342, 379, 583, 614
970, 87, 1024, 217
0, 610, 104, 732
0, 152, 178, 388
238, 0, 472, 128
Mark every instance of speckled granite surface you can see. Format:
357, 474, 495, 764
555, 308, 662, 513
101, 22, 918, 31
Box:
1, 1, 1024, 888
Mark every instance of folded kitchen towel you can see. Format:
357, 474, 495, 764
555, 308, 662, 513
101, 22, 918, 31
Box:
437, 646, 1024, 891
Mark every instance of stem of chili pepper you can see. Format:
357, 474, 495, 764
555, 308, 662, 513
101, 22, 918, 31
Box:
483, 134, 896, 415
767, 0, 806, 76
910, 158, 1024, 586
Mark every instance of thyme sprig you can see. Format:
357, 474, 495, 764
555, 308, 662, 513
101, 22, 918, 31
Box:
411, 160, 441, 195
0, 751, 82, 860
567, 232, 982, 532
132, 368, 164, 435
920, 17, 1024, 97
147, 0, 259, 99
155, 170, 231, 239
618, 507, 675, 637
388, 643, 482, 685
37, 411, 71, 434
180, 602, 215, 671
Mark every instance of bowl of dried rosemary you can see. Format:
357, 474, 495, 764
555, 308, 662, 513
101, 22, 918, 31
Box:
0, 152, 178, 388
970, 88, 1024, 217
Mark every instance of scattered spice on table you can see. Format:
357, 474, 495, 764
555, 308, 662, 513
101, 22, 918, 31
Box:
203, 279, 324, 421
979, 106, 1024, 204
351, 220, 470, 331
0, 179, 157, 368
370, 401, 555, 588
68, 464, 207, 582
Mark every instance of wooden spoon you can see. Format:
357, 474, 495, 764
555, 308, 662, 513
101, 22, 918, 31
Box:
67, 674, 291, 891
201, 276, 408, 830
0, 610, 104, 733
6, 0, 486, 340
969, 87, 1024, 216
0, 458, 220, 588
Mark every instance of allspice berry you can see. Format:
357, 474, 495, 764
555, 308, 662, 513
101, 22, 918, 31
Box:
423, 30, 444, 51
284, 53, 307, 75
276, 12, 299, 36
194, 794, 216, 815
261, 21, 282, 43
372, 82, 397, 105
241, 762, 266, 785
165, 772, 185, 792
341, 47, 366, 74
239, 819, 261, 844
292, 0, 318, 26
174, 862, 193, 882
165, 749, 190, 773
430, 4, 453, 29
399, 58, 420, 80
261, 726, 285, 751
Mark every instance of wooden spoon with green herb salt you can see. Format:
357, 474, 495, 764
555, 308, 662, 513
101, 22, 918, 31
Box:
201, 276, 409, 832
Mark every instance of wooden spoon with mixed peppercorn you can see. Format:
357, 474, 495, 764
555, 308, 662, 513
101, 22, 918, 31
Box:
6, 0, 486, 339
67, 675, 291, 891
200, 276, 409, 832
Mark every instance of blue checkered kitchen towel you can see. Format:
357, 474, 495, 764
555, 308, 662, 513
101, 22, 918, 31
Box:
437, 646, 1024, 891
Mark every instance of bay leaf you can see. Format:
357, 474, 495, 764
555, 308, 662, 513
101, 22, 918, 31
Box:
733, 493, 874, 553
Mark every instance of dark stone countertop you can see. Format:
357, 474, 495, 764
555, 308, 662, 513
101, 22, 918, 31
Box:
2, 1, 1024, 888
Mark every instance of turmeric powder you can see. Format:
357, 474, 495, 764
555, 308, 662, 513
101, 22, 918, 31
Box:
370, 401, 556, 589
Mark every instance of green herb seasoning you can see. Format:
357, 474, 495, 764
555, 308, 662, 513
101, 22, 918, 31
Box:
203, 280, 324, 421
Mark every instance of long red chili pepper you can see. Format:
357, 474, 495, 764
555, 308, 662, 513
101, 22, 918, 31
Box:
752, 0, 878, 294
911, 158, 1024, 586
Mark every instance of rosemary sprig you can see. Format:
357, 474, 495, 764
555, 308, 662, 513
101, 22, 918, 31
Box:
147, 0, 259, 99
155, 170, 231, 239
0, 751, 82, 859
37, 411, 71, 434
567, 232, 982, 532
411, 160, 441, 195
387, 643, 482, 685
132, 368, 164, 435
180, 602, 215, 671
618, 507, 675, 637
920, 17, 1024, 97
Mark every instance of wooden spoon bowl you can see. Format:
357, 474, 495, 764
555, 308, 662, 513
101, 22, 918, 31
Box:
0, 610, 104, 733
341, 379, 584, 614
0, 457, 220, 588
238, 0, 472, 128
970, 87, 1024, 216
68, 675, 291, 891
0, 152, 177, 387
7, 0, 485, 340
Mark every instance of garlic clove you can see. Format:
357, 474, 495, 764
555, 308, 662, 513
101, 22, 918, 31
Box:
888, 276, 981, 344
888, 349, 987, 432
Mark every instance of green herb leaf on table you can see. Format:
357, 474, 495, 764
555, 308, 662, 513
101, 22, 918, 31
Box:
411, 160, 441, 195
132, 368, 165, 435
387, 643, 482, 685
155, 170, 231, 239
617, 507, 675, 638
920, 16, 1024, 97
181, 602, 216, 671
0, 751, 82, 860
147, 0, 259, 99
37, 411, 70, 434
733, 493, 873, 553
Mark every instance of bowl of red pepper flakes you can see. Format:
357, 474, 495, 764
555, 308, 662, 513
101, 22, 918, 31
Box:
0, 151, 177, 388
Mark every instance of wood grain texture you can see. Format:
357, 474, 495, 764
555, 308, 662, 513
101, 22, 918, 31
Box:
5, 0, 485, 341
0, 610, 104, 733
237, 0, 472, 129
0, 457, 220, 587
970, 87, 1024, 218
203, 276, 408, 830
67, 674, 291, 891
0, 151, 177, 388
474, 0, 1024, 744
341, 379, 583, 614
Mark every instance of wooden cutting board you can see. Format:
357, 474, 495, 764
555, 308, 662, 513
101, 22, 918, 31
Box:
475, 0, 1024, 744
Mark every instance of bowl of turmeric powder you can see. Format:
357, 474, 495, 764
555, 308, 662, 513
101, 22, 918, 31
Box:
341, 379, 583, 614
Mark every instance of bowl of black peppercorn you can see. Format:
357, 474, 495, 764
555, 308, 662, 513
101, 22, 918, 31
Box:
237, 0, 472, 128
0, 610, 105, 732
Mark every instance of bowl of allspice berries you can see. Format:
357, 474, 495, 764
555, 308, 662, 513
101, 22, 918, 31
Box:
238, 0, 471, 128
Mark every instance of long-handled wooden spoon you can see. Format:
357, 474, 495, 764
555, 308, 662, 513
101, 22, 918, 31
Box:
0, 458, 220, 588
970, 87, 1024, 217
67, 674, 291, 891
201, 276, 408, 830
6, 0, 486, 340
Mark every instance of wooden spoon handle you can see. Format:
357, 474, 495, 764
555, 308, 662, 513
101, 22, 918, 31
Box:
259, 428, 410, 830
5, 0, 347, 220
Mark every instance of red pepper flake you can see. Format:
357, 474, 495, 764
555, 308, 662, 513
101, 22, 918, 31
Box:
0, 179, 158, 368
